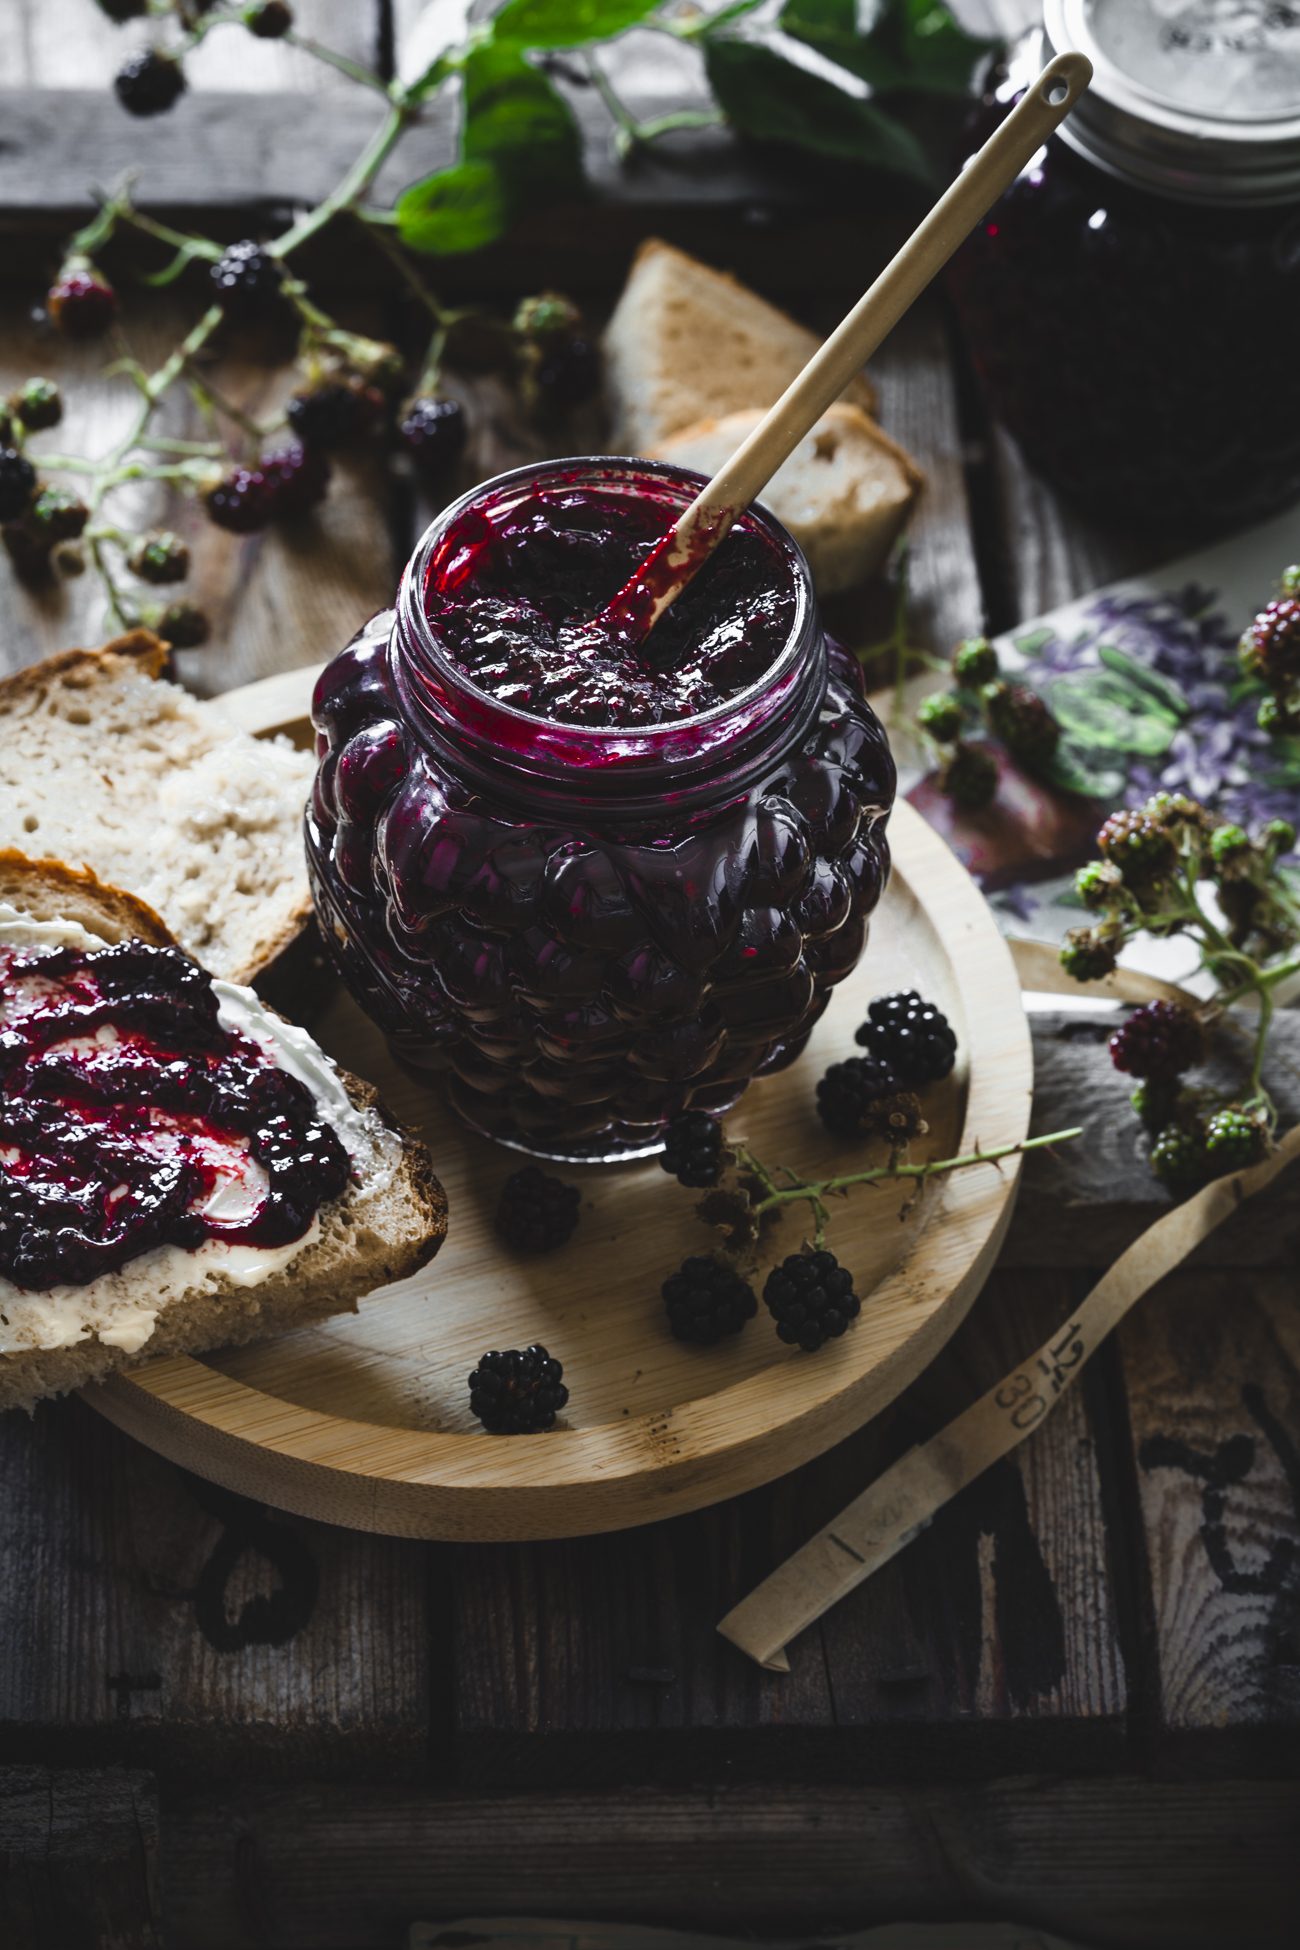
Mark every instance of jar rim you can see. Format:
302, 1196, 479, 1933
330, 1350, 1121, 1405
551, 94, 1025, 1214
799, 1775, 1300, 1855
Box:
392, 455, 825, 814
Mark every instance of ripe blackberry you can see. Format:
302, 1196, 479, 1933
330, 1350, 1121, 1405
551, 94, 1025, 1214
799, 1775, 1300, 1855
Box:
1075, 859, 1122, 910
764, 1249, 861, 1352
11, 378, 62, 432
941, 740, 998, 810
468, 1344, 568, 1434
0, 449, 38, 523
47, 265, 117, 339
399, 395, 467, 480
2, 520, 54, 586
115, 48, 187, 117
244, 0, 293, 34
660, 1110, 724, 1189
1108, 1002, 1201, 1081
210, 241, 283, 320
128, 530, 190, 584
661, 1254, 757, 1345
1060, 926, 1118, 982
816, 1054, 898, 1139
1150, 1121, 1208, 1195
1096, 807, 1176, 887
1239, 597, 1300, 684
855, 990, 957, 1086
157, 601, 210, 649
952, 635, 999, 686
205, 443, 328, 533
916, 691, 964, 743
1204, 1107, 1267, 1174
983, 680, 1060, 767
535, 334, 602, 408
288, 379, 387, 451
27, 486, 88, 542
496, 1165, 581, 1253
95, 0, 147, 18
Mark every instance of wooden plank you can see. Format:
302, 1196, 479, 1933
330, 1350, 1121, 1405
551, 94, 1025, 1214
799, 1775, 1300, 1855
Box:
160, 1776, 1300, 1950
446, 1269, 1127, 1785
1118, 1269, 1300, 1772
0, 1765, 161, 1950
0, 1397, 432, 1780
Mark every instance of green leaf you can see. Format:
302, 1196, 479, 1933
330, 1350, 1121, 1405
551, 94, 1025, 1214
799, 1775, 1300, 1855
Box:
1041, 670, 1181, 758
779, 0, 996, 96
1095, 643, 1189, 720
461, 40, 583, 197
1041, 741, 1129, 802
395, 158, 509, 255
704, 32, 933, 180
1013, 625, 1055, 660
491, 0, 662, 50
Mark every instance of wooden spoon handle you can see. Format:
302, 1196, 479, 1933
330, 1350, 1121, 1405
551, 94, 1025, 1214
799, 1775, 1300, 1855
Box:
632, 50, 1092, 636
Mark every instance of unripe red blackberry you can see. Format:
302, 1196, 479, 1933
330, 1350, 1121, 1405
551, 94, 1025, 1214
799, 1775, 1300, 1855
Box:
0, 448, 37, 523
244, 1, 293, 34
941, 740, 998, 810
1060, 926, 1118, 983
1238, 597, 1300, 684
983, 680, 1060, 767
1097, 807, 1176, 887
114, 48, 187, 117
1204, 1107, 1267, 1174
210, 241, 283, 321
10, 378, 62, 432
916, 691, 964, 743
47, 264, 117, 339
951, 635, 999, 686
1109, 1002, 1201, 1081
128, 530, 190, 585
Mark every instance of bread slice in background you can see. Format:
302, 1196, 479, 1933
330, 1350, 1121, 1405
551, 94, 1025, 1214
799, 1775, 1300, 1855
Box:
0, 854, 447, 1414
655, 403, 923, 596
0, 632, 315, 986
603, 238, 880, 456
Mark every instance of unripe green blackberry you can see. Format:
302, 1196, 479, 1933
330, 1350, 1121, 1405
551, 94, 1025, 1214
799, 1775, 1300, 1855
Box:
1142, 790, 1208, 837
513, 291, 583, 345
1209, 823, 1251, 873
1150, 1121, 1208, 1194
1204, 1107, 1267, 1173
27, 485, 88, 542
1060, 926, 1118, 982
941, 740, 998, 810
916, 691, 964, 743
1075, 859, 1122, 911
952, 635, 999, 686
982, 680, 1061, 766
1097, 807, 1176, 888
1282, 565, 1300, 598
1264, 817, 1297, 855
1257, 694, 1298, 736
11, 378, 62, 432
128, 531, 190, 585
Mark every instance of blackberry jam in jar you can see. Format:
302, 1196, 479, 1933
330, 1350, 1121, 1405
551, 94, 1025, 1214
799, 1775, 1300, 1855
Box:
949, 0, 1300, 535
305, 460, 895, 1162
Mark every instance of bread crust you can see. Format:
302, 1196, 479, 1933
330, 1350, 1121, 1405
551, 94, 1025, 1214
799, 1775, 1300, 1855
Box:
0, 854, 447, 1413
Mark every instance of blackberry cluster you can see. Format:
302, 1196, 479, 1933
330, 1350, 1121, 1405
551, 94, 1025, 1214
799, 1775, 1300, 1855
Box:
27, 487, 88, 542
1108, 1002, 1201, 1081
128, 531, 190, 585
47, 265, 117, 339
1130, 1078, 1182, 1134
941, 740, 998, 810
288, 379, 388, 452
115, 48, 186, 117
495, 1165, 581, 1254
815, 1055, 897, 1139
210, 241, 284, 321
1239, 584, 1300, 735
1204, 1107, 1267, 1173
468, 1345, 568, 1434
1059, 926, 1119, 982
10, 379, 62, 432
856, 990, 957, 1086
205, 443, 329, 533
659, 1110, 724, 1188
398, 395, 467, 480
661, 1255, 757, 1345
1097, 807, 1176, 888
0, 450, 37, 524
764, 1250, 861, 1352
1150, 1123, 1207, 1195
952, 636, 999, 686
982, 681, 1060, 767
916, 691, 964, 743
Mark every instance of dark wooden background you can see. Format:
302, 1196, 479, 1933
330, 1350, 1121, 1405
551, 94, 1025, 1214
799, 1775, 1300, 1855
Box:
0, 4, 1298, 1947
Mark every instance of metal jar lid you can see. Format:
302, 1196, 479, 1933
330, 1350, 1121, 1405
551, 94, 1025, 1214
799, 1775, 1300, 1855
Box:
1042, 0, 1300, 205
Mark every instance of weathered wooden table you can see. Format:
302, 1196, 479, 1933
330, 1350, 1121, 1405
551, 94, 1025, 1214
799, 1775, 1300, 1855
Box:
0, 5, 1297, 1947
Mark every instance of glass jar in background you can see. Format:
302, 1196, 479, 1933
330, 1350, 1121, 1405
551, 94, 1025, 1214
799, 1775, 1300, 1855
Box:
948, 0, 1300, 538
305, 460, 895, 1163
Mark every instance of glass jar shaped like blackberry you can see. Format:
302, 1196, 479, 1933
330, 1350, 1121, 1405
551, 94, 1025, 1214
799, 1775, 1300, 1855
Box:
305, 459, 895, 1162
948, 0, 1300, 537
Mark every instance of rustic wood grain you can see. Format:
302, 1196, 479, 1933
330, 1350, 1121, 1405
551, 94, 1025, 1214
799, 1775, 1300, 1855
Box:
159, 1775, 1300, 1950
0, 1397, 432, 1780
1118, 1269, 1300, 1772
446, 1270, 1126, 1784
0, 1765, 161, 1950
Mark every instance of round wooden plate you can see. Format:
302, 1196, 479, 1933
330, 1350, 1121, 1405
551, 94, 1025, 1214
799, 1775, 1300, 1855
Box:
91, 795, 1031, 1541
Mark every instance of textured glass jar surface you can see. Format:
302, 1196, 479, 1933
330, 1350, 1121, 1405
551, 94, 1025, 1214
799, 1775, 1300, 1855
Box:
948, 34, 1300, 537
304, 461, 896, 1161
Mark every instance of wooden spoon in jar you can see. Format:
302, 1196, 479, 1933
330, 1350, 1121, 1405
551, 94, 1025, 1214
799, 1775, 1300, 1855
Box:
593, 50, 1092, 653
